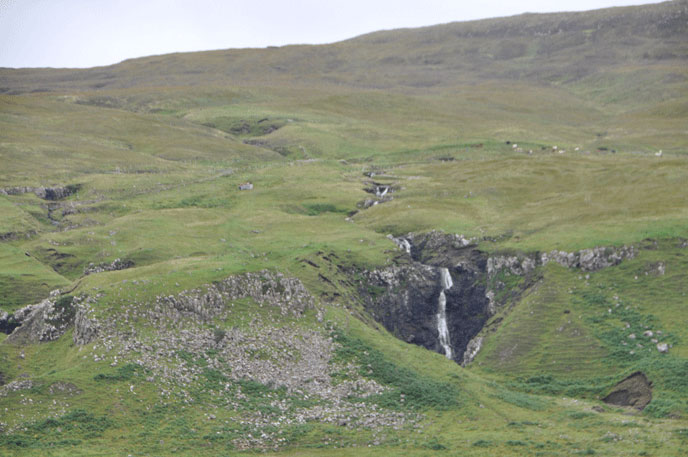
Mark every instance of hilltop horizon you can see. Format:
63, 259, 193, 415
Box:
0, 0, 670, 69
1, 1, 687, 455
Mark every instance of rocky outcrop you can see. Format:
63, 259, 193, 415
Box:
488, 245, 636, 277
360, 263, 443, 351
365, 232, 638, 365
73, 304, 100, 345
83, 258, 134, 275
0, 310, 20, 334
61, 269, 418, 448
359, 232, 491, 362
542, 245, 636, 271
487, 255, 538, 277
0, 270, 316, 347
603, 371, 652, 410
462, 336, 484, 366
5, 294, 77, 344
404, 231, 477, 265
217, 270, 314, 316
0, 379, 34, 398
0, 184, 80, 200
153, 270, 314, 322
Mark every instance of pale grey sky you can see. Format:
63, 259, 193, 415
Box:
0, 0, 667, 68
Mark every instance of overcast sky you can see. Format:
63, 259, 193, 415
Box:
0, 0, 667, 68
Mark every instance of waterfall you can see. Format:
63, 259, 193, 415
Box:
375, 186, 389, 198
437, 268, 453, 359
387, 235, 412, 255
440, 267, 453, 290
399, 238, 411, 255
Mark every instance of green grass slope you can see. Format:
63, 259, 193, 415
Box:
1, 1, 687, 456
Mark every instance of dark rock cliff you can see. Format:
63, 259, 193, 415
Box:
358, 231, 636, 365
359, 232, 492, 363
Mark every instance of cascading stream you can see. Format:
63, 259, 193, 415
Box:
399, 238, 411, 255
437, 267, 453, 359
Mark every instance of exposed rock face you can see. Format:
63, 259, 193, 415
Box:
488, 245, 636, 277
360, 232, 491, 362
153, 270, 314, 322
0, 379, 34, 397
73, 304, 100, 345
487, 255, 537, 277
0, 311, 20, 334
5, 295, 77, 344
83, 258, 134, 275
542, 245, 636, 271
361, 264, 443, 351
66, 270, 419, 447
405, 231, 476, 266
603, 371, 652, 410
0, 184, 80, 200
363, 231, 638, 365
3, 270, 313, 347
462, 336, 484, 366
217, 270, 314, 316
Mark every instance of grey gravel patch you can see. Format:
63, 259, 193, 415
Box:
71, 270, 422, 450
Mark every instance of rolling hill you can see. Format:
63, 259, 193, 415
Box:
1, 1, 687, 456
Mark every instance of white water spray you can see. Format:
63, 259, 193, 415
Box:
399, 238, 411, 255
437, 268, 453, 359
375, 186, 389, 198
387, 235, 412, 255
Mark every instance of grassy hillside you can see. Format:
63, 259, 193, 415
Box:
1, 1, 687, 456
2, 1, 686, 94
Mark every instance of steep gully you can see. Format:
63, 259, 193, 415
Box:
357, 231, 493, 365
356, 231, 636, 366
